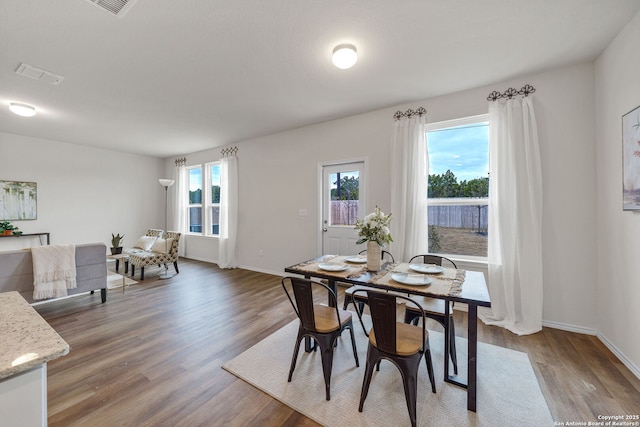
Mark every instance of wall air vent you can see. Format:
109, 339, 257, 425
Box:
15, 63, 64, 85
85, 0, 139, 18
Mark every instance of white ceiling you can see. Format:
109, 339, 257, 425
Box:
2, 0, 640, 158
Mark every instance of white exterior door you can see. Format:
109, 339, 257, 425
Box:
321, 161, 366, 256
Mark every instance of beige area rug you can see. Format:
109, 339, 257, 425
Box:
223, 316, 554, 427
107, 271, 138, 289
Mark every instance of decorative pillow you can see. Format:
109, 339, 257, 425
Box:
151, 238, 173, 254
133, 235, 157, 251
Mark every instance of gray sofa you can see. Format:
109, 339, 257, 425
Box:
0, 243, 108, 304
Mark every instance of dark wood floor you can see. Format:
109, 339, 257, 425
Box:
36, 259, 640, 426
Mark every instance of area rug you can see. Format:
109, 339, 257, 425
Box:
107, 271, 137, 289
223, 316, 554, 427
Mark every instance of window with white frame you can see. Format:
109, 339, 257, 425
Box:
186, 163, 222, 236
187, 166, 203, 233
207, 162, 221, 236
426, 114, 489, 258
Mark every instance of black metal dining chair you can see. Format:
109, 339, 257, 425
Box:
403, 254, 459, 374
354, 289, 436, 427
343, 250, 395, 335
281, 276, 359, 401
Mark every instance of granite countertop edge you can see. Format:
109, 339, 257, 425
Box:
0, 292, 70, 381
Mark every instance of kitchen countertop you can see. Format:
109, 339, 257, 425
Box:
0, 291, 69, 380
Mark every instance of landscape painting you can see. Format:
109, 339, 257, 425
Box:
0, 180, 37, 220
623, 105, 640, 210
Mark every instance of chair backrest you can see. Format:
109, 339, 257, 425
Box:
282, 276, 339, 331
409, 254, 457, 269
358, 249, 395, 263
164, 231, 181, 258
146, 229, 164, 238
358, 290, 426, 355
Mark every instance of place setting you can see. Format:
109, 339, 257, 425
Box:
387, 263, 447, 286
293, 255, 367, 278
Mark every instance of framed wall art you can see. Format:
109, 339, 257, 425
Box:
623, 105, 640, 210
0, 180, 37, 220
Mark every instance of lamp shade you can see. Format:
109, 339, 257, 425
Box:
332, 44, 358, 69
9, 102, 36, 117
159, 178, 175, 188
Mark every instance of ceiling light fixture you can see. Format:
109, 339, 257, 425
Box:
332, 44, 358, 69
9, 102, 37, 117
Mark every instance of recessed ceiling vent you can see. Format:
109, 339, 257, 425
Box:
85, 0, 139, 18
15, 63, 64, 85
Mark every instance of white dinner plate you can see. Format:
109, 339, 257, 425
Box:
391, 273, 433, 286
345, 256, 367, 264
318, 262, 349, 272
409, 264, 444, 274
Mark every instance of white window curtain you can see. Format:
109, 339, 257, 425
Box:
390, 108, 429, 262
218, 149, 238, 268
480, 95, 543, 336
171, 161, 188, 257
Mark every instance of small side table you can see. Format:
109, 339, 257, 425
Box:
107, 253, 129, 274
106, 253, 130, 294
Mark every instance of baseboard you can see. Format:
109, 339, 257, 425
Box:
596, 332, 640, 380
541, 320, 640, 380
238, 264, 284, 277
541, 319, 598, 336
181, 255, 215, 263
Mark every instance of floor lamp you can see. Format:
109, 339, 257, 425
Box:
159, 178, 175, 279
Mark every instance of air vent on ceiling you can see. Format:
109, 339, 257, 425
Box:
85, 0, 139, 18
15, 63, 64, 85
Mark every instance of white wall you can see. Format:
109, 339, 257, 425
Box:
595, 11, 640, 376
172, 62, 600, 333
0, 132, 166, 250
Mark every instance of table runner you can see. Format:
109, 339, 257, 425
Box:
292, 255, 367, 279
372, 264, 466, 296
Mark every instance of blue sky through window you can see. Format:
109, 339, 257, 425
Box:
427, 123, 489, 182
211, 164, 220, 186
189, 168, 202, 191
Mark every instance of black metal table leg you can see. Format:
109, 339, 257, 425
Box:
443, 303, 478, 412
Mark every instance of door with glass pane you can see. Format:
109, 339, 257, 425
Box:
321, 162, 365, 255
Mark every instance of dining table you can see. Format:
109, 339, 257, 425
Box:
284, 254, 491, 412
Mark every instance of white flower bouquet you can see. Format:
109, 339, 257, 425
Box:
354, 207, 393, 247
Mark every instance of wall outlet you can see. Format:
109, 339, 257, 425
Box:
299, 208, 308, 216
258, 249, 263, 257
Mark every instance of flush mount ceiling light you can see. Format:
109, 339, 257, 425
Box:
332, 44, 358, 69
9, 102, 36, 117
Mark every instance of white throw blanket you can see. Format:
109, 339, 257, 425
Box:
32, 244, 77, 300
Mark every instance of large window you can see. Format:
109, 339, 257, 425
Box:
207, 163, 221, 235
187, 162, 222, 236
188, 166, 202, 233
426, 114, 489, 258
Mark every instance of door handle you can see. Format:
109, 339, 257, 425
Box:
322, 227, 328, 232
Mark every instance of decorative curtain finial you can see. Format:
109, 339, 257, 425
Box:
487, 84, 536, 101
221, 146, 238, 158
393, 106, 427, 120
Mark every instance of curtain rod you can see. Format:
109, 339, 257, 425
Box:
487, 84, 536, 102
393, 106, 426, 120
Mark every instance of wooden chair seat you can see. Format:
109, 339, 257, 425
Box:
369, 322, 429, 357
313, 305, 353, 333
